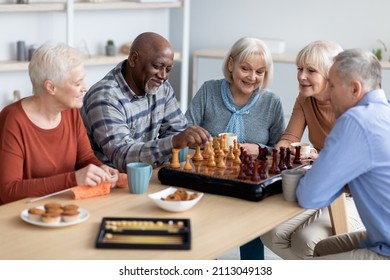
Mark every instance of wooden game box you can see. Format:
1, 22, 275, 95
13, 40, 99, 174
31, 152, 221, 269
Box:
158, 144, 309, 202
95, 217, 191, 250
158, 164, 283, 202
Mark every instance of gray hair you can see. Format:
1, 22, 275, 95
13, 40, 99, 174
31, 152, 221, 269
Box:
222, 37, 273, 93
296, 40, 343, 79
28, 42, 85, 94
333, 49, 382, 91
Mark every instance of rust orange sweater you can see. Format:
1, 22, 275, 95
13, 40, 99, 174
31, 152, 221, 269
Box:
0, 100, 102, 204
280, 95, 336, 151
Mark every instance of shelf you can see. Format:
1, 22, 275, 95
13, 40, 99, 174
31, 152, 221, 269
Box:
0, 52, 182, 73
0, 1, 181, 13
0, 3, 65, 13
74, 1, 182, 11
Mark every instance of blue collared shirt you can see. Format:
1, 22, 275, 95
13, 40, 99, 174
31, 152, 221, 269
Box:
296, 89, 390, 257
80, 60, 187, 172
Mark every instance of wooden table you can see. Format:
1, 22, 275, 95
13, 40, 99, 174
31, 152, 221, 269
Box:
0, 167, 304, 260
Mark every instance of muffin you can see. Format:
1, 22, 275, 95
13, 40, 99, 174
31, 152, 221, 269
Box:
27, 207, 45, 221
44, 202, 62, 211
46, 207, 64, 215
61, 210, 80, 222
62, 204, 79, 212
41, 212, 61, 224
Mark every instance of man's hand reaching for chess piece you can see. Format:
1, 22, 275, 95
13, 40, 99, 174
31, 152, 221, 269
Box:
172, 125, 213, 149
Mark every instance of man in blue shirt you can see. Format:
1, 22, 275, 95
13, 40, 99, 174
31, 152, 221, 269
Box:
81, 32, 211, 172
296, 49, 390, 259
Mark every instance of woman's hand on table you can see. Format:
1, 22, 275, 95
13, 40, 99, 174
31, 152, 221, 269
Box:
75, 164, 117, 186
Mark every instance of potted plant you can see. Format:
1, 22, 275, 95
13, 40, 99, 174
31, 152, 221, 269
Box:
372, 39, 387, 61
105, 39, 116, 56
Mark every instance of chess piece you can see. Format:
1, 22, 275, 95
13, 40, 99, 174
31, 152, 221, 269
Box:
278, 147, 287, 171
269, 148, 280, 174
202, 142, 211, 159
170, 148, 181, 169
233, 147, 241, 165
183, 154, 192, 170
237, 163, 247, 180
251, 161, 261, 182
217, 154, 226, 168
227, 146, 235, 160
207, 152, 216, 167
192, 145, 204, 161
284, 147, 292, 169
293, 146, 302, 164
233, 139, 238, 151
220, 134, 228, 153
259, 161, 268, 179
257, 146, 268, 161
213, 136, 220, 151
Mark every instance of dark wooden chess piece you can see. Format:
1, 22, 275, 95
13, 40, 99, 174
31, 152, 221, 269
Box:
293, 145, 302, 164
278, 147, 287, 171
269, 149, 280, 174
257, 146, 268, 161
259, 160, 268, 179
251, 161, 261, 182
238, 163, 247, 180
284, 147, 292, 169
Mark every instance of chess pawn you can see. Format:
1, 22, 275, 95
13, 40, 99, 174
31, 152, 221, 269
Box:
216, 154, 226, 168
192, 145, 204, 161
237, 163, 247, 180
259, 161, 268, 179
170, 148, 181, 169
213, 136, 220, 150
233, 139, 238, 151
202, 142, 211, 159
183, 154, 193, 170
227, 146, 235, 160
207, 152, 216, 167
251, 161, 261, 182
233, 147, 241, 165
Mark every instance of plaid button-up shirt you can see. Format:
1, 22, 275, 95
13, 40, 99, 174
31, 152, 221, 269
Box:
80, 60, 187, 172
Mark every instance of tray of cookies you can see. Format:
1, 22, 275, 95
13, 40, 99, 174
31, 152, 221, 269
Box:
95, 217, 191, 250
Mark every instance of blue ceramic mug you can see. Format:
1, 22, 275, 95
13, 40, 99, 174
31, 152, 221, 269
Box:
126, 162, 153, 194
178, 146, 189, 162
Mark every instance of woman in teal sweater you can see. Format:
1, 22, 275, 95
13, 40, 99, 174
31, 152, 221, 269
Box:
185, 37, 285, 259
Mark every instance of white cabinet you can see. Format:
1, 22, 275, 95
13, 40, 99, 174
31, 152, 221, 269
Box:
0, 0, 190, 111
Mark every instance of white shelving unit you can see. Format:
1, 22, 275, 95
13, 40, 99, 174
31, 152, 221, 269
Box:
0, 0, 190, 111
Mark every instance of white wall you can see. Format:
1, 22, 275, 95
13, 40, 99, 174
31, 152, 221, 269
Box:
170, 0, 390, 108
182, 0, 390, 55
2, 0, 390, 110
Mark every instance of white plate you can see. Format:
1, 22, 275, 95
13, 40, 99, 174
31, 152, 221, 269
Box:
20, 206, 90, 228
148, 187, 204, 212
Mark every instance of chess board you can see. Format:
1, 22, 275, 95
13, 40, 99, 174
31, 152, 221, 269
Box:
158, 152, 307, 202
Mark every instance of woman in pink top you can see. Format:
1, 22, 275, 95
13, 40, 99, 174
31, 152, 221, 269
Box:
261, 41, 364, 259
0, 43, 118, 205
277, 40, 340, 152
